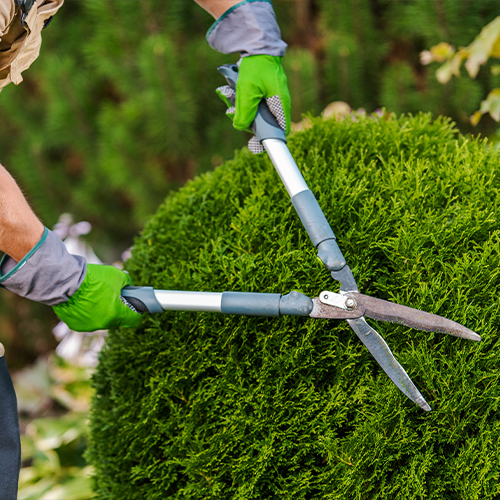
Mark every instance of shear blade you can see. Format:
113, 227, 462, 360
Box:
347, 317, 431, 411
354, 294, 481, 342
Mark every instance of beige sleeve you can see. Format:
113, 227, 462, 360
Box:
0, 0, 64, 88
0, 0, 16, 37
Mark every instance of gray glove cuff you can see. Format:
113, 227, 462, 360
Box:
0, 227, 87, 306
207, 0, 287, 57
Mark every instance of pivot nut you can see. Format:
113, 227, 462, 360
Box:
345, 297, 357, 310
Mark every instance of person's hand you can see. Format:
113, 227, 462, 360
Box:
53, 264, 142, 332
0, 228, 142, 332
218, 55, 291, 135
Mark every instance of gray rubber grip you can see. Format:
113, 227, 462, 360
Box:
217, 64, 286, 143
221, 292, 281, 316
291, 189, 336, 245
279, 291, 313, 316
317, 240, 346, 272
121, 286, 163, 314
218, 63, 239, 89
251, 100, 287, 143
291, 190, 346, 271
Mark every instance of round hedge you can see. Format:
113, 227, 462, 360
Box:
88, 114, 500, 499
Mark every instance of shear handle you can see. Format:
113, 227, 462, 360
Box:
121, 287, 313, 317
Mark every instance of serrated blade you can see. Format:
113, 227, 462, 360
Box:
353, 294, 481, 341
347, 317, 431, 411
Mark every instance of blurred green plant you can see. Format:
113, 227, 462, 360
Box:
14, 355, 94, 500
421, 16, 500, 125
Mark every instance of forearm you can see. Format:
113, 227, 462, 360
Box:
193, 0, 241, 19
0, 164, 44, 262
0, 169, 140, 331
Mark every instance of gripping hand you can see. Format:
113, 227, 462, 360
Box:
53, 264, 142, 332
0, 228, 142, 332
216, 55, 291, 153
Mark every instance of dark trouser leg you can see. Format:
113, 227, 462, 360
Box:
0, 344, 20, 500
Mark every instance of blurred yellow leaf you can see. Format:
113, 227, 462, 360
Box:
420, 42, 455, 66
451, 50, 467, 77
470, 88, 500, 125
436, 60, 453, 84
435, 50, 466, 83
470, 110, 483, 126
493, 35, 500, 58
430, 42, 455, 61
485, 88, 500, 121
428, 16, 500, 84
465, 16, 500, 77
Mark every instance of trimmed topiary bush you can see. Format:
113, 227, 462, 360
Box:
88, 113, 500, 499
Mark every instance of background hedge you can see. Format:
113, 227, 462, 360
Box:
88, 114, 500, 499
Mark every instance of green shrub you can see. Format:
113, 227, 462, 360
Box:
88, 114, 500, 499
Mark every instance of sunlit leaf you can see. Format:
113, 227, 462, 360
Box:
492, 35, 500, 58
465, 16, 500, 77
480, 16, 500, 54
436, 60, 454, 84
430, 42, 455, 62
435, 50, 466, 84
465, 43, 489, 78
421, 42, 455, 66
28, 413, 87, 451
470, 110, 483, 126
451, 50, 467, 77
484, 88, 500, 121
470, 88, 500, 125
18, 466, 38, 485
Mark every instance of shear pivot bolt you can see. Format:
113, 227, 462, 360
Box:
345, 298, 356, 310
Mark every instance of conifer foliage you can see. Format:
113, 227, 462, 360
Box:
89, 114, 500, 499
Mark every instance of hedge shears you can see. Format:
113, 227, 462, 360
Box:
122, 64, 480, 411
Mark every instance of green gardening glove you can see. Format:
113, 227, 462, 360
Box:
229, 55, 290, 133
0, 228, 142, 333
216, 55, 291, 153
53, 264, 142, 332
